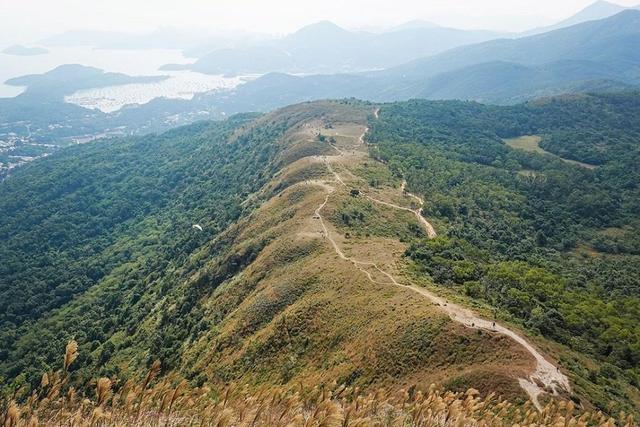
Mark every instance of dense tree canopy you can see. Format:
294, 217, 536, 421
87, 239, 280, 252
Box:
0, 113, 287, 384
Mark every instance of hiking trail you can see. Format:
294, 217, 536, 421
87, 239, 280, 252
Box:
299, 111, 570, 409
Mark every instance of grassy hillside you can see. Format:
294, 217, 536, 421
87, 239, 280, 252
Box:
5, 349, 627, 427
0, 100, 533, 404
1, 96, 640, 421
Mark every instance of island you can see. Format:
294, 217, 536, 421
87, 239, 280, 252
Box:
5, 64, 169, 97
2, 44, 49, 56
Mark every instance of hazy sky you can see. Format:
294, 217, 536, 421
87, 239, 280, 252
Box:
1, 0, 638, 43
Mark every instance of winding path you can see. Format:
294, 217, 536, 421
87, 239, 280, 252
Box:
306, 115, 570, 410
366, 183, 437, 238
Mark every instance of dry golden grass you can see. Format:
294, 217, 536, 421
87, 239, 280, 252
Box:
169, 111, 549, 404
1, 342, 634, 427
178, 175, 533, 397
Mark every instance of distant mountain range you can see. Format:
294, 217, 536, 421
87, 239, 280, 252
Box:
3, 4, 639, 147
164, 21, 508, 75
522, 0, 640, 36
165, 1, 639, 76
195, 10, 640, 107
375, 9, 640, 102
2, 8, 638, 151
152, 2, 640, 98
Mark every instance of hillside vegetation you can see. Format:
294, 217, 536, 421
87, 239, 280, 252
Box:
1, 95, 640, 422
368, 92, 640, 412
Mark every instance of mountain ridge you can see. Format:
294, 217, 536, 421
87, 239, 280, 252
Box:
190, 10, 640, 109
2, 94, 640, 415
522, 0, 640, 36
168, 21, 509, 75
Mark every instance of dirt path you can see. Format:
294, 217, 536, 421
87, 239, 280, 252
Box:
305, 116, 570, 410
399, 181, 437, 237
323, 148, 437, 238
366, 188, 437, 238
403, 284, 571, 409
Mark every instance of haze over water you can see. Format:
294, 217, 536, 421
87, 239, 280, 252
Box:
0, 47, 247, 110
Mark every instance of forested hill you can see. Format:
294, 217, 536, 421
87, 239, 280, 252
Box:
370, 91, 640, 166
1, 95, 640, 416
0, 99, 375, 389
368, 92, 640, 409
0, 111, 287, 380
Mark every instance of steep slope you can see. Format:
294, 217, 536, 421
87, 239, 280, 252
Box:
415, 60, 638, 104
173, 107, 570, 408
1, 100, 574, 408
0, 112, 286, 379
367, 93, 640, 413
2, 103, 533, 395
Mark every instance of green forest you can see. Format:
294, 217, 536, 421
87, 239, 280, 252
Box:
0, 113, 289, 388
368, 93, 640, 408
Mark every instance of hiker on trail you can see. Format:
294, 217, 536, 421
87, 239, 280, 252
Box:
492, 321, 496, 328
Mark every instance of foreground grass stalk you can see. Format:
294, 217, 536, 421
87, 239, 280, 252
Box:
0, 341, 635, 426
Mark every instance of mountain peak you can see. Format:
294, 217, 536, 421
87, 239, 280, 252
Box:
560, 0, 629, 25
389, 20, 441, 32
521, 0, 633, 35
283, 21, 358, 47
584, 0, 627, 12
291, 21, 349, 36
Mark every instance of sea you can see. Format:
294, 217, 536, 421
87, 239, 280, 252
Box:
0, 46, 250, 112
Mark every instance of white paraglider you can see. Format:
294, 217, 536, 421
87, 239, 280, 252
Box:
192, 224, 203, 232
